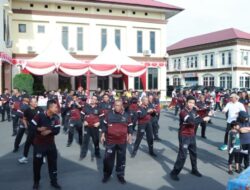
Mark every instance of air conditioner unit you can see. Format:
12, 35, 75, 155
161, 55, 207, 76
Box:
69, 47, 76, 54
27, 46, 35, 53
143, 49, 151, 56
5, 40, 12, 48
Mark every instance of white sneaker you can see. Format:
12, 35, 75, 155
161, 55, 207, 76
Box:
18, 157, 28, 164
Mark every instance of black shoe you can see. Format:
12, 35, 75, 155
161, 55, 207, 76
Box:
131, 152, 136, 158
13, 148, 18, 153
1, 120, 5, 122
79, 153, 86, 160
102, 175, 110, 183
33, 183, 39, 190
149, 151, 157, 157
191, 170, 202, 177
154, 137, 162, 141
12, 132, 17, 137
228, 170, 233, 175
235, 169, 241, 174
66, 142, 72, 147
51, 182, 61, 189
170, 172, 179, 181
201, 136, 207, 139
117, 176, 126, 184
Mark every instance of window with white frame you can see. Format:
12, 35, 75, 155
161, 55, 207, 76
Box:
239, 75, 250, 88
240, 76, 244, 88
204, 53, 214, 67
220, 74, 232, 89
241, 50, 250, 65
203, 75, 214, 86
173, 77, 181, 86
186, 55, 198, 68
228, 52, 232, 65
172, 58, 181, 70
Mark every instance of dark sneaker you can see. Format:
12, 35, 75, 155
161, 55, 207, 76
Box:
79, 153, 86, 160
13, 148, 18, 153
228, 170, 233, 175
66, 143, 72, 147
235, 170, 241, 174
149, 151, 157, 157
102, 175, 110, 183
170, 172, 180, 181
191, 170, 202, 177
201, 136, 207, 139
51, 182, 61, 189
131, 152, 136, 158
154, 137, 162, 141
117, 176, 126, 184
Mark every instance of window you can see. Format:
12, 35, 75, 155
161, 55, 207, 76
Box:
18, 24, 26, 33
173, 59, 176, 70
210, 54, 214, 66
148, 68, 158, 89
150, 31, 155, 54
245, 77, 250, 88
173, 78, 181, 86
62, 26, 68, 50
240, 76, 244, 88
220, 76, 226, 88
134, 77, 143, 90
203, 76, 214, 86
209, 77, 214, 86
97, 76, 109, 90
115, 29, 121, 49
101, 28, 107, 51
241, 50, 249, 65
203, 77, 208, 86
113, 78, 123, 90
228, 52, 232, 65
137, 31, 143, 53
205, 55, 208, 67
186, 58, 189, 68
178, 59, 181, 70
77, 27, 83, 51
220, 75, 232, 88
195, 57, 198, 68
37, 25, 45, 33
190, 57, 193, 68
222, 53, 225, 65
227, 76, 232, 89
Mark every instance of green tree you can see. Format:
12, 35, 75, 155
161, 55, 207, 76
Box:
13, 73, 34, 95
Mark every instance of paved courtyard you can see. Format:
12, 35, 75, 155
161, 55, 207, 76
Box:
0, 110, 236, 190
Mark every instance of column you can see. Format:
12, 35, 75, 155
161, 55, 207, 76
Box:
128, 76, 134, 90
109, 76, 113, 89
159, 66, 166, 101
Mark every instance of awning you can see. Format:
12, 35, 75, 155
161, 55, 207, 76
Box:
16, 40, 88, 76
89, 42, 146, 77
0, 52, 12, 64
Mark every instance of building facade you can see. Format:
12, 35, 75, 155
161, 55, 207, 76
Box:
10, 0, 182, 99
167, 28, 250, 89
0, 0, 13, 93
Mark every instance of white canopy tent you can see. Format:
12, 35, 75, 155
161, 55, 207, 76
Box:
89, 42, 146, 77
19, 41, 88, 76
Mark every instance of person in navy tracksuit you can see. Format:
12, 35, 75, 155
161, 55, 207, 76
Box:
170, 96, 211, 181
101, 100, 133, 184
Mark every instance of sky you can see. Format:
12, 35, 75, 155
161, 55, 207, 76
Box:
158, 0, 250, 47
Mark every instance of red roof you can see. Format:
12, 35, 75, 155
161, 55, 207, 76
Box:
168, 28, 250, 51
71, 0, 183, 11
